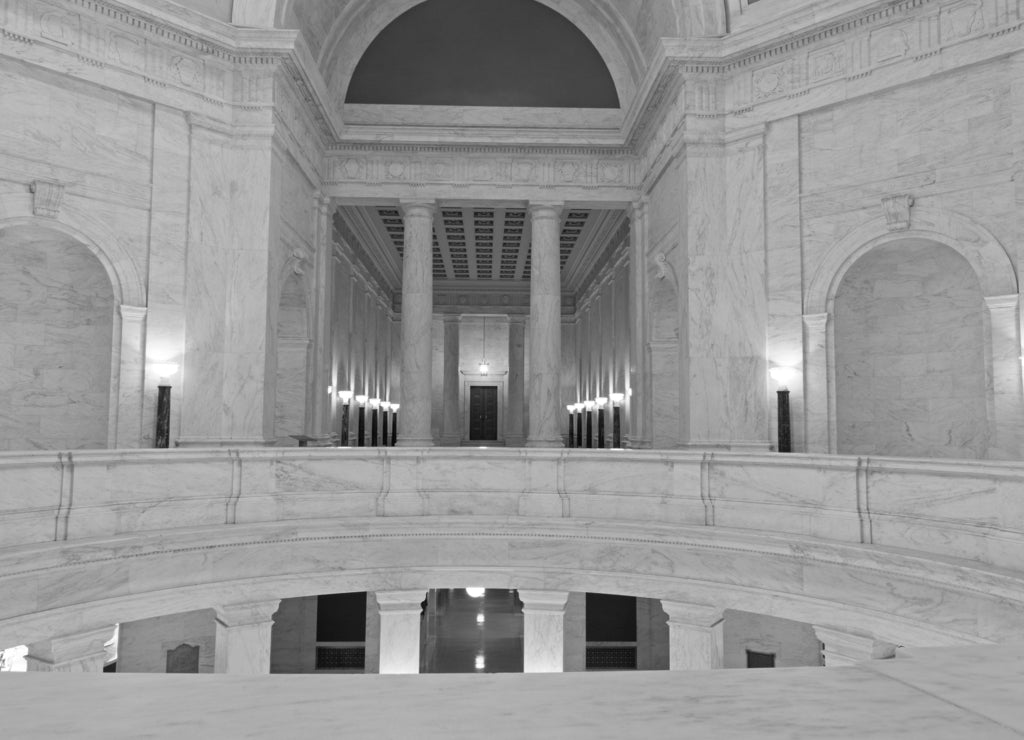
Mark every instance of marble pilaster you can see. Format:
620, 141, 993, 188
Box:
441, 315, 461, 445
376, 590, 426, 674
506, 316, 527, 446
984, 295, 1024, 458
661, 602, 724, 671
213, 600, 280, 674
526, 202, 564, 448
519, 589, 569, 673
26, 625, 112, 672
397, 201, 436, 447
803, 313, 830, 453
813, 625, 897, 667
116, 305, 147, 448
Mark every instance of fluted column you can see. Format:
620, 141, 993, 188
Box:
803, 312, 830, 453
526, 202, 564, 447
519, 589, 569, 672
441, 314, 462, 445
26, 625, 113, 672
376, 590, 427, 674
661, 601, 724, 670
506, 315, 527, 446
628, 198, 651, 448
984, 294, 1023, 458
398, 200, 436, 446
309, 195, 335, 442
213, 599, 280, 674
117, 305, 147, 447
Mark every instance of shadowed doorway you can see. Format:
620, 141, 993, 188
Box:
421, 589, 523, 673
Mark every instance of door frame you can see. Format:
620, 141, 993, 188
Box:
462, 379, 505, 446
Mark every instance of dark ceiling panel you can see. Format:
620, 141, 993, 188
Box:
346, 0, 619, 108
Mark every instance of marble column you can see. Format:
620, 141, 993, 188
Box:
506, 315, 527, 446
116, 305, 147, 448
803, 313, 831, 453
376, 590, 426, 674
628, 198, 651, 448
26, 625, 112, 672
526, 202, 564, 448
813, 625, 896, 667
309, 195, 335, 443
984, 294, 1023, 458
397, 200, 436, 447
213, 599, 280, 674
519, 589, 569, 672
441, 315, 462, 445
661, 601, 724, 670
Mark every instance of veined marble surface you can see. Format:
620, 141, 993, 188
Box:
0, 643, 1022, 738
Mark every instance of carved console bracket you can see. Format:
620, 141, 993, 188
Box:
29, 180, 65, 218
881, 194, 914, 231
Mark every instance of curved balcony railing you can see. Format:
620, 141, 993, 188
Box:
2, 447, 1022, 572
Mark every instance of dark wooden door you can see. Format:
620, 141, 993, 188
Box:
469, 386, 498, 441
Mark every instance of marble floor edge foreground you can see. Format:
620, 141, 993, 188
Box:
1, 643, 1022, 739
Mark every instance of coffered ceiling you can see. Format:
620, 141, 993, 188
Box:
338, 205, 627, 296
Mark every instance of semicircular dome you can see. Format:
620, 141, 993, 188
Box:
345, 0, 620, 108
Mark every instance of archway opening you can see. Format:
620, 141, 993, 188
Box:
0, 224, 114, 450
833, 239, 989, 458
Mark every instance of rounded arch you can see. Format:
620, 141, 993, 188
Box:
0, 193, 146, 307
0, 518, 1016, 650
307, 0, 643, 112
806, 205, 1017, 314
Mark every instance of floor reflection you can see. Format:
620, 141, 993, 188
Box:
422, 589, 524, 673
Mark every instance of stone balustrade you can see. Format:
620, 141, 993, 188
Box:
1, 448, 1021, 571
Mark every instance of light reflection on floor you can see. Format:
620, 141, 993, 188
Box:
423, 589, 524, 674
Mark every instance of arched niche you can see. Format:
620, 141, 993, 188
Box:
832, 239, 989, 458
0, 223, 116, 450
803, 206, 1020, 456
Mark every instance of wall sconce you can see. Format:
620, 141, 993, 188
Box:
327, 385, 334, 396
573, 402, 584, 448
355, 394, 368, 447
609, 392, 625, 448
338, 390, 353, 446
566, 404, 576, 448
769, 366, 796, 453
369, 398, 381, 446
150, 363, 179, 449
390, 403, 399, 446
584, 400, 596, 448
595, 397, 608, 449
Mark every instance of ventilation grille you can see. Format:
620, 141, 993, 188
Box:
586, 645, 637, 670
315, 646, 366, 670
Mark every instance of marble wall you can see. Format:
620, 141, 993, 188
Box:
0, 226, 114, 451
834, 241, 989, 458
118, 609, 217, 673
722, 610, 822, 669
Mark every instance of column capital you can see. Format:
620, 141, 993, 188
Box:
399, 199, 437, 218
119, 304, 148, 322
26, 625, 113, 672
984, 293, 1020, 311
661, 601, 724, 628
518, 589, 569, 613
442, 313, 461, 325
802, 312, 830, 331
528, 201, 563, 219
214, 599, 281, 627
375, 589, 427, 613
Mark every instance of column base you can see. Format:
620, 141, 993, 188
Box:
440, 434, 463, 446
396, 438, 436, 447
504, 434, 526, 448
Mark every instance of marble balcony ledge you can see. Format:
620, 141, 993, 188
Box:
1, 643, 1022, 739
0, 447, 1022, 573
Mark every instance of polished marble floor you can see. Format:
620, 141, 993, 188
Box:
423, 588, 524, 673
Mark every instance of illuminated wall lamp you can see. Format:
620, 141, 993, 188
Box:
769, 366, 797, 453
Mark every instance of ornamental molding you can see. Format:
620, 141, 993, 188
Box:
881, 194, 915, 231
29, 179, 64, 218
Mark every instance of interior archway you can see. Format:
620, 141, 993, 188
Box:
0, 224, 114, 451
833, 239, 989, 458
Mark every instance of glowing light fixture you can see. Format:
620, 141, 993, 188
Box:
465, 587, 485, 598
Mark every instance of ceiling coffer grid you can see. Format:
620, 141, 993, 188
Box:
374, 207, 591, 282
